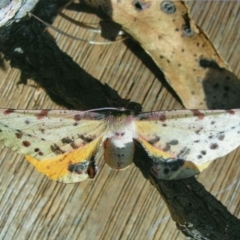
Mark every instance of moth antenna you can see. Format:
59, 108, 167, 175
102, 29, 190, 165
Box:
28, 13, 128, 45
59, 12, 126, 36
28, 12, 88, 43
83, 107, 122, 113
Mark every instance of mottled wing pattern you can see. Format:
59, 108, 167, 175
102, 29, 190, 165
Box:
135, 109, 240, 179
0, 109, 108, 183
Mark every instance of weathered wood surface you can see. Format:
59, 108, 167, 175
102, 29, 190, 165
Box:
0, 1, 239, 240
186, 0, 240, 75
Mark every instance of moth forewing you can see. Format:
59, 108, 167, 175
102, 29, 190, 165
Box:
135, 109, 240, 179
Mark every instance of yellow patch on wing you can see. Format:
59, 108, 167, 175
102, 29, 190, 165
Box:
137, 137, 174, 159
25, 137, 102, 181
192, 161, 212, 172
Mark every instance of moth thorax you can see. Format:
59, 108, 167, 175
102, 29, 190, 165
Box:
104, 135, 134, 170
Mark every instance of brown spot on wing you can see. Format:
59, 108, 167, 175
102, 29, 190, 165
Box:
201, 150, 206, 155
15, 132, 23, 139
36, 110, 49, 119
61, 137, 73, 144
210, 143, 218, 150
79, 134, 94, 144
70, 142, 78, 149
159, 113, 166, 122
226, 110, 235, 115
4, 109, 15, 115
163, 145, 171, 151
40, 128, 45, 134
191, 110, 205, 120
74, 114, 82, 121
218, 133, 225, 141
51, 144, 65, 154
168, 140, 179, 145
148, 136, 160, 145
195, 128, 203, 134
22, 141, 30, 147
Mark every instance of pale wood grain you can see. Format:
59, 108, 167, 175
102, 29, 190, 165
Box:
186, 0, 240, 76
0, 2, 239, 240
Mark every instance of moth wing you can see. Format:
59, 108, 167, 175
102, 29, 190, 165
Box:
135, 109, 240, 179
26, 137, 102, 183
0, 109, 108, 183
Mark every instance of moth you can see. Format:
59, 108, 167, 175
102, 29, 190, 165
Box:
0, 108, 239, 183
